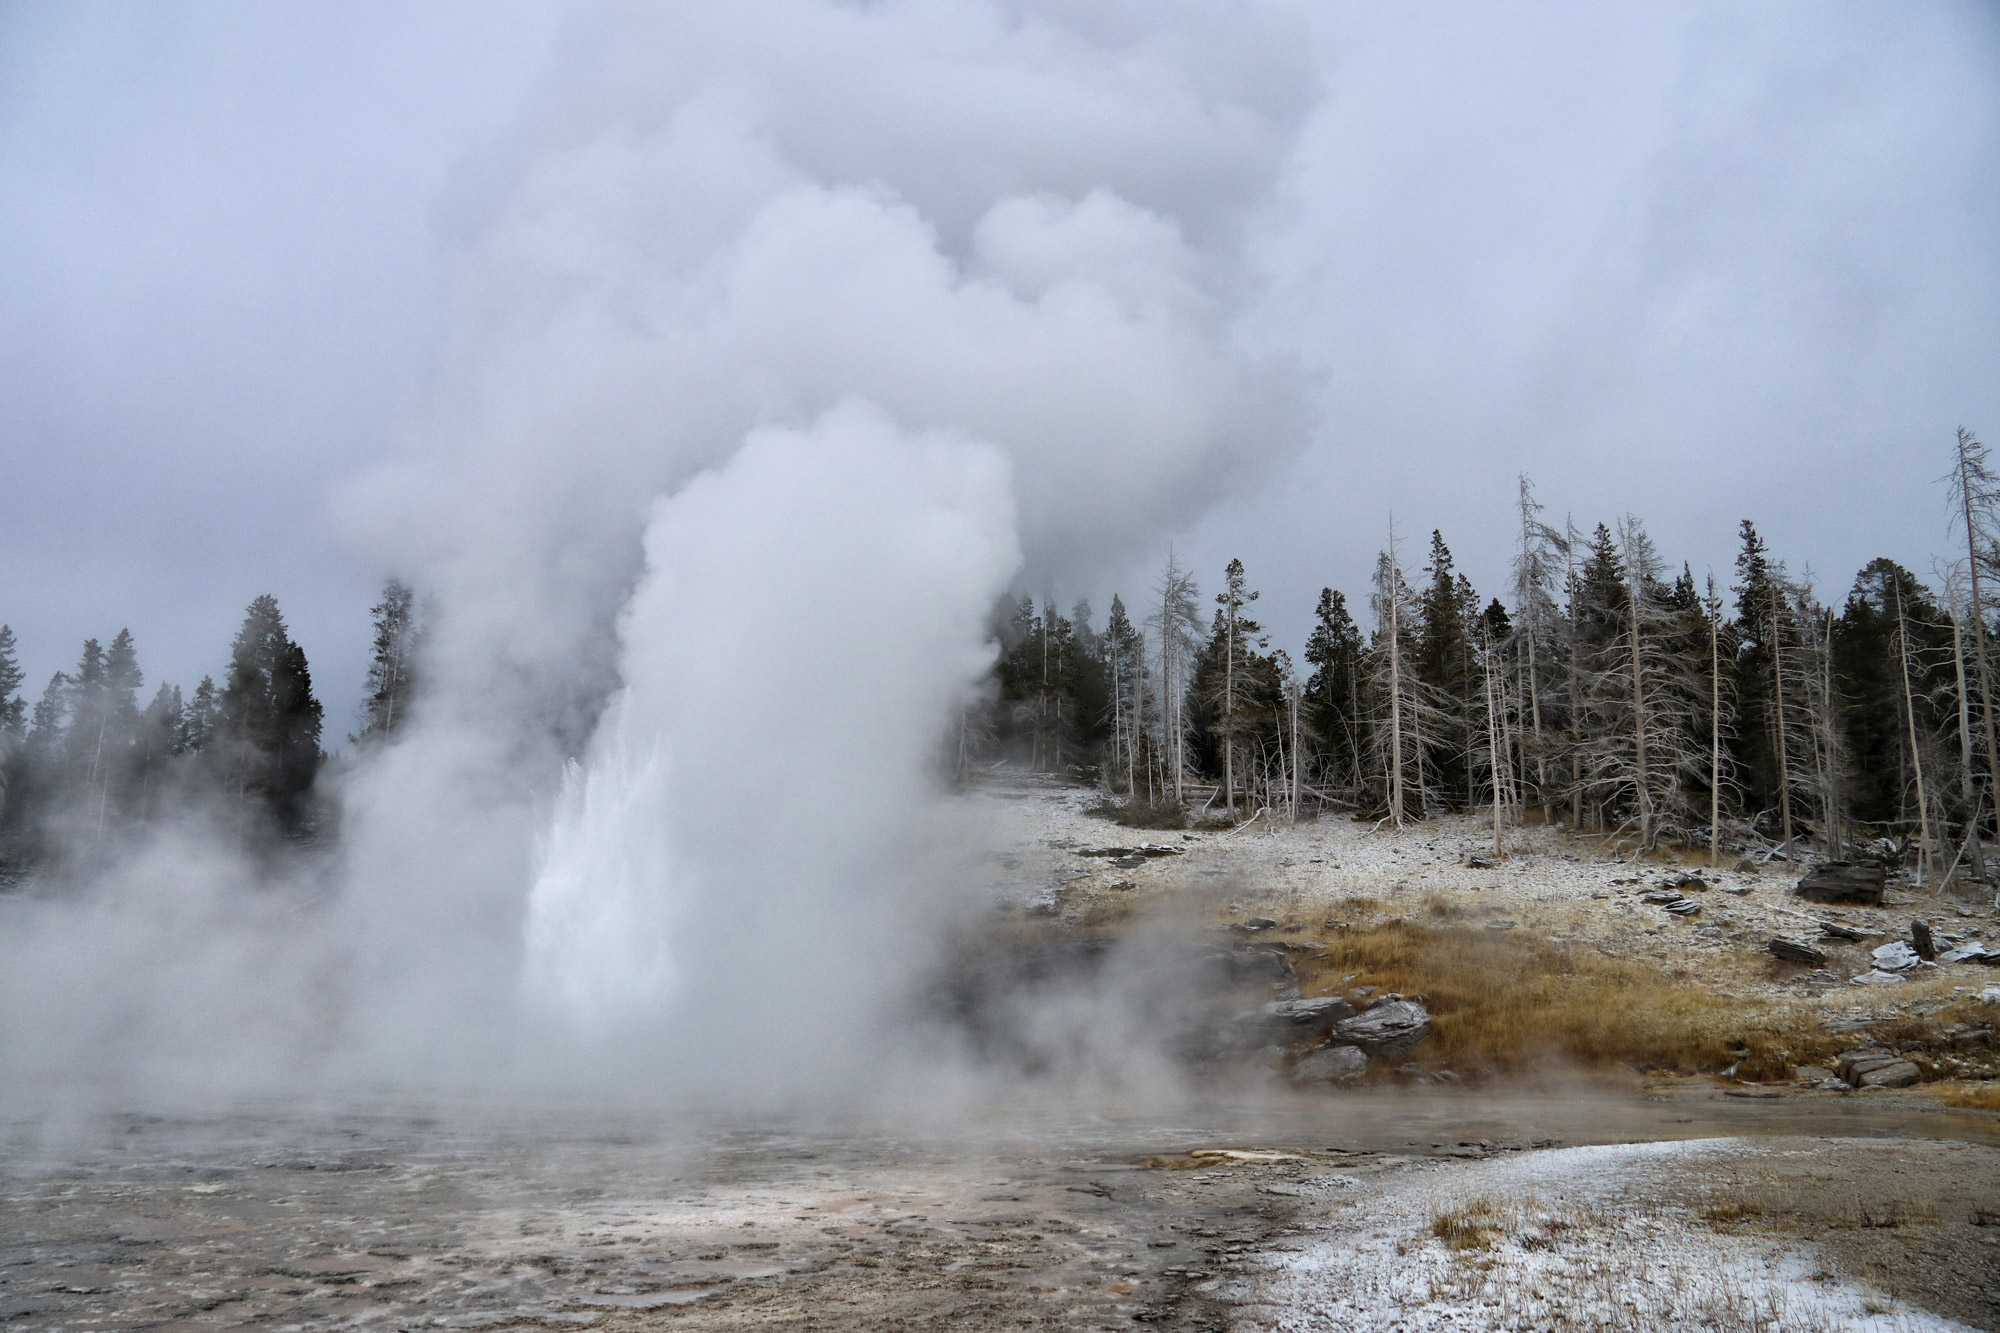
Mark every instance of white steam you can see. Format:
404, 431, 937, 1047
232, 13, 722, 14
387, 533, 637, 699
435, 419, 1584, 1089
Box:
524, 405, 1018, 1058
0, 2, 1315, 1109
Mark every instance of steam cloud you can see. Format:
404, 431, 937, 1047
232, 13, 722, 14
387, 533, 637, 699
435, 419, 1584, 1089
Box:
0, 2, 1317, 1109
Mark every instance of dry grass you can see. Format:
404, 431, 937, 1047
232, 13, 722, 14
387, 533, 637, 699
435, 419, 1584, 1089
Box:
1935, 1082, 2000, 1111
1700, 1195, 1767, 1229
1290, 918, 1845, 1076
1428, 1198, 1503, 1251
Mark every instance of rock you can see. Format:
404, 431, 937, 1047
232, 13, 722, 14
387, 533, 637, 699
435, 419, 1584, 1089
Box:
1981, 985, 2000, 1004
1483, 919, 1516, 931
1212, 947, 1291, 986
1430, 1069, 1462, 1084
1837, 1048, 1898, 1082
1819, 921, 1876, 942
1851, 969, 1906, 986
1872, 941, 1922, 972
1467, 855, 1495, 869
1912, 919, 1937, 961
1109, 855, 1146, 869
1331, 999, 1432, 1058
1642, 889, 1703, 917
1250, 996, 1356, 1042
1291, 1044, 1367, 1082
1233, 917, 1279, 933
1769, 938, 1827, 966
1857, 1060, 1921, 1089
1941, 940, 2000, 965
1793, 1064, 1835, 1083
1664, 872, 1709, 891
1795, 861, 1886, 906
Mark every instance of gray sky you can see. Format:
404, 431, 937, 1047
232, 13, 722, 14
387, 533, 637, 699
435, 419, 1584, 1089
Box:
3, 1, 1997, 735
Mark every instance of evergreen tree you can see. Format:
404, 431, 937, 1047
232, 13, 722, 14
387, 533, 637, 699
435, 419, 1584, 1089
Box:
0, 626, 23, 831
213, 595, 324, 833
0, 626, 24, 741
1302, 588, 1363, 794
180, 676, 219, 754
358, 578, 418, 742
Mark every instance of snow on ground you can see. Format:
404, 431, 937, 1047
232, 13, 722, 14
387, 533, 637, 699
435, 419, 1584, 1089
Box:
971, 775, 2000, 1011
1237, 1139, 1979, 1333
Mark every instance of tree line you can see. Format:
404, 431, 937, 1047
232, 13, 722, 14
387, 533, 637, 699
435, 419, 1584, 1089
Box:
0, 580, 418, 877
975, 430, 2000, 879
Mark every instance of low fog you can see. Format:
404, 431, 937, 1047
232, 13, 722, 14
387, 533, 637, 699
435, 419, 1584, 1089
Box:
0, 1, 1996, 1114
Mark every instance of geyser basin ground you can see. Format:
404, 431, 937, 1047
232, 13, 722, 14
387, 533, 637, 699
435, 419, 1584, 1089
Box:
3, 1094, 1997, 1331
8, 780, 2000, 1330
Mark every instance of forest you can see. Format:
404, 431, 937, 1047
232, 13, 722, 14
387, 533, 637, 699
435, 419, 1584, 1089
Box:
975, 430, 2000, 881
0, 581, 416, 878
2, 431, 1995, 885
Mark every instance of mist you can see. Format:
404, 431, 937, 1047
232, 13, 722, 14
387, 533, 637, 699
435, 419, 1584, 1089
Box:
2, 0, 1996, 1115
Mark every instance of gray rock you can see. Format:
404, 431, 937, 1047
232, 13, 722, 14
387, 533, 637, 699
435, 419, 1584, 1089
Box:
1912, 918, 1937, 961
1872, 941, 1921, 972
1819, 921, 1877, 942
1857, 1059, 1921, 1089
1850, 969, 1906, 986
1249, 996, 1355, 1043
1793, 1064, 1835, 1083
1663, 872, 1709, 891
1796, 861, 1886, 906
1291, 1044, 1367, 1082
1769, 937, 1827, 966
1331, 999, 1432, 1058
1467, 855, 1496, 869
1837, 1049, 1898, 1082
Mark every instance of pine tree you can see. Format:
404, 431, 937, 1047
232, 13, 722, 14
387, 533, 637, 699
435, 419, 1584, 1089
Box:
213, 595, 324, 833
357, 578, 418, 742
1211, 558, 1263, 814
0, 626, 24, 830
1302, 588, 1363, 794
0, 626, 24, 740
180, 676, 219, 754
1148, 551, 1203, 803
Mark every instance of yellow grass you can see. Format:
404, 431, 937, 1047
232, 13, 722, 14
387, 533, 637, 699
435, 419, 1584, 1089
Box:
1290, 918, 1842, 1076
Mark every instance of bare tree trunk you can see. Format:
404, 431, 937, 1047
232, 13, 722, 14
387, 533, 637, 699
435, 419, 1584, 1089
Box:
1388, 577, 1405, 829
1289, 682, 1302, 824
1566, 516, 1583, 831
1957, 431, 2000, 859
1896, 581, 1934, 884
1223, 597, 1236, 815
1483, 628, 1504, 858
1628, 577, 1651, 850
1772, 610, 1793, 848
1709, 580, 1723, 868
1950, 595, 1985, 878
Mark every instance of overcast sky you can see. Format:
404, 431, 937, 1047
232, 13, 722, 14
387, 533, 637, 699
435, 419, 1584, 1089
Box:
3, 2, 1997, 737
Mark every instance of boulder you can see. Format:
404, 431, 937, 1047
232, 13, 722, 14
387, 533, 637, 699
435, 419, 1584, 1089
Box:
1291, 1044, 1367, 1082
1247, 996, 1355, 1043
1769, 938, 1827, 967
1941, 940, 2000, 965
1837, 1049, 1898, 1083
1857, 1060, 1921, 1089
1850, 969, 1906, 986
1912, 919, 1937, 961
1871, 941, 1922, 973
1795, 862, 1885, 906
1331, 999, 1433, 1058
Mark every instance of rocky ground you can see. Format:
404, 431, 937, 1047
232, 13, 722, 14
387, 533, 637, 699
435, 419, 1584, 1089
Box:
977, 773, 2000, 1094
6, 776, 2000, 1331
